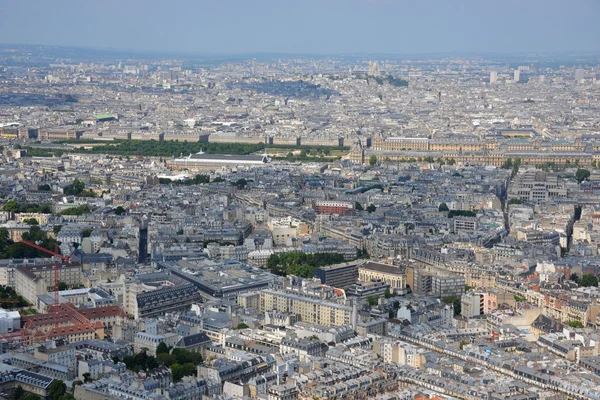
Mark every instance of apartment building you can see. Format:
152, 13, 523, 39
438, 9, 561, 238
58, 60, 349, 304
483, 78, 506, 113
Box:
260, 289, 355, 327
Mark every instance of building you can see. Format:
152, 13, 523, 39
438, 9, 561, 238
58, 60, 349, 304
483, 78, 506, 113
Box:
267, 216, 304, 247
490, 71, 498, 84
260, 289, 355, 327
507, 170, 567, 204
169, 152, 269, 170
0, 309, 20, 334
453, 217, 477, 233
131, 284, 202, 319
133, 332, 180, 356
314, 200, 354, 215
268, 382, 298, 400
358, 261, 407, 295
139, 216, 148, 263
313, 261, 359, 288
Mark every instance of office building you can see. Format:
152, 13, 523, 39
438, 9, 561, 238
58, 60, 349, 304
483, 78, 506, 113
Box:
313, 261, 360, 288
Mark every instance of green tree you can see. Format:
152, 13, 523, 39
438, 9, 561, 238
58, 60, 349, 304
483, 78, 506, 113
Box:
354, 201, 363, 211
508, 198, 524, 205
20, 395, 39, 400
442, 296, 461, 316
568, 320, 584, 328
366, 295, 378, 307
156, 341, 169, 355
237, 322, 249, 329
157, 353, 177, 367
53, 225, 62, 235
82, 372, 92, 383
171, 363, 197, 382
580, 274, 598, 287
3, 200, 19, 212
58, 282, 68, 291
366, 204, 377, 213
48, 380, 67, 400
571, 273, 579, 283
438, 203, 449, 212
502, 158, 513, 169
384, 288, 391, 299
369, 155, 377, 167
114, 206, 126, 215
575, 168, 591, 183
38, 184, 51, 191
22, 218, 39, 225
13, 385, 25, 400
233, 178, 248, 188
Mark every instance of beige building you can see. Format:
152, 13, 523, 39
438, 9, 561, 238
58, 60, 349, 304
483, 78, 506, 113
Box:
15, 213, 51, 225
358, 261, 406, 294
260, 289, 354, 327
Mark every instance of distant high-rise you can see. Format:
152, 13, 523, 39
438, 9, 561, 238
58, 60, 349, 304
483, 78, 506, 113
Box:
251, 59, 257, 76
575, 68, 585, 82
490, 71, 498, 84
513, 70, 521, 82
368, 61, 379, 77
138, 215, 149, 264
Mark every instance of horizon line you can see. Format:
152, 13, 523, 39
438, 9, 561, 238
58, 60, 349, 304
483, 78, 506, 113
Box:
1, 42, 600, 60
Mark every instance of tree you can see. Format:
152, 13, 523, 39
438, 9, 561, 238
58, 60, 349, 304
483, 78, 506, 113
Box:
354, 201, 363, 211
384, 288, 391, 299
575, 168, 591, 183
82, 372, 92, 383
438, 203, 449, 212
58, 282, 68, 291
366, 204, 377, 213
53, 225, 62, 235
20, 395, 39, 400
369, 155, 377, 167
237, 322, 249, 329
3, 200, 19, 212
568, 320, 584, 328
13, 385, 24, 400
233, 178, 248, 188
442, 296, 461, 316
171, 362, 197, 382
156, 342, 169, 355
502, 158, 513, 169
114, 206, 126, 215
38, 184, 51, 191
22, 218, 39, 225
48, 380, 67, 400
580, 274, 598, 287
508, 198, 524, 205
366, 295, 378, 307
570, 273, 579, 283
157, 353, 177, 367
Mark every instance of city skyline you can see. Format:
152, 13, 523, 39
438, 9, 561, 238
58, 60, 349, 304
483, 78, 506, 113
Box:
1, 0, 599, 55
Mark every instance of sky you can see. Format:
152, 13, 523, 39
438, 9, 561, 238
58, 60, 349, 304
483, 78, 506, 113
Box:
0, 0, 599, 55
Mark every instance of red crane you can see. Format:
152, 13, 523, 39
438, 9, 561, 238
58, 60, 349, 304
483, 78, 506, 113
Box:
19, 240, 71, 326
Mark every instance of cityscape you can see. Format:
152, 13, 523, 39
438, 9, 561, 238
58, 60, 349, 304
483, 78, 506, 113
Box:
0, 1, 600, 400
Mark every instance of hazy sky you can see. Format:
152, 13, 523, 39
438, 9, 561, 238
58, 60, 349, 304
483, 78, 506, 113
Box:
1, 0, 599, 55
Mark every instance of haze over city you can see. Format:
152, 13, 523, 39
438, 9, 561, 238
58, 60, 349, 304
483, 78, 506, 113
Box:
1, 0, 600, 55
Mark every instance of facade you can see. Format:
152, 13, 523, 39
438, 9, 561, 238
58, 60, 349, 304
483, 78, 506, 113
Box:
314, 200, 354, 215
358, 261, 406, 294
313, 261, 359, 288
260, 289, 354, 327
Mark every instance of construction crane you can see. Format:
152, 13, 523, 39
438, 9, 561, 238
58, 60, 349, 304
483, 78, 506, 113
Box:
19, 239, 71, 326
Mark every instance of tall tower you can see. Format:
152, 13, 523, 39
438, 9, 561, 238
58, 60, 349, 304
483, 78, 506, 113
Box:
575, 68, 585, 82
513, 70, 521, 82
490, 71, 498, 84
138, 215, 149, 264
251, 59, 257, 76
